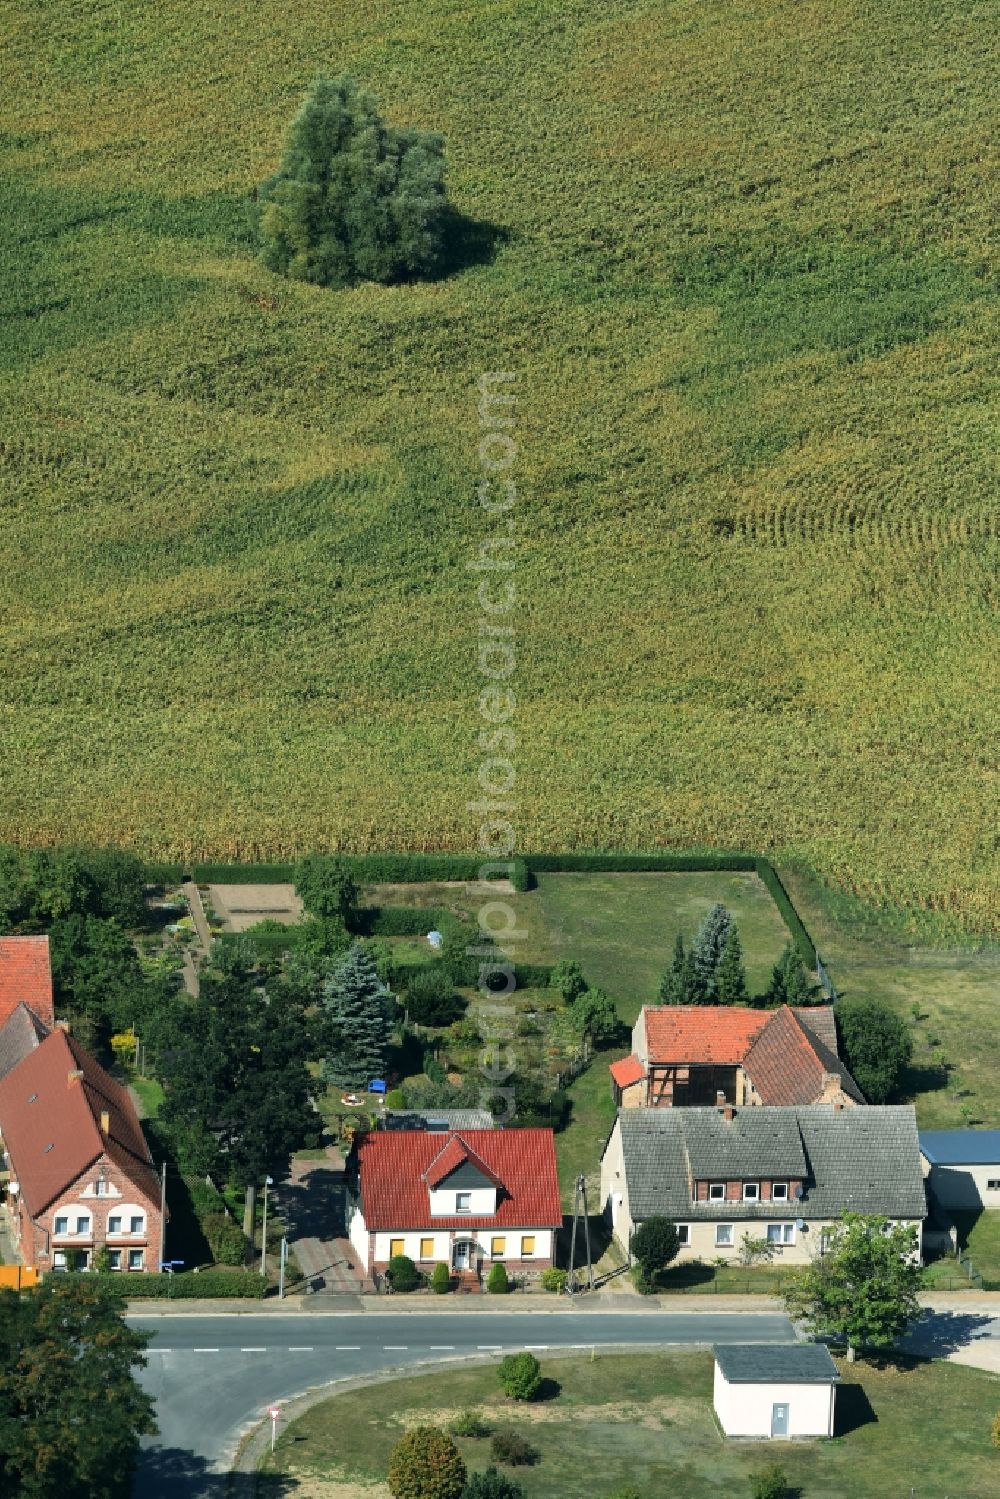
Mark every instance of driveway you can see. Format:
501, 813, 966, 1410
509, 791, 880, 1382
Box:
272, 1149, 368, 1299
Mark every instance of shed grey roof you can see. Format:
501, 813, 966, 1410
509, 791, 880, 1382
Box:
919, 1131, 1000, 1166
0, 1003, 49, 1084
714, 1343, 839, 1384
383, 1109, 495, 1132
615, 1105, 926, 1222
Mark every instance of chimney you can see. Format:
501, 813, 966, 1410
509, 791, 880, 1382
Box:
56, 1020, 71, 1033
67, 1068, 84, 1087
832, 1099, 844, 1113
723, 1103, 735, 1123
716, 1090, 726, 1107
100, 1110, 110, 1134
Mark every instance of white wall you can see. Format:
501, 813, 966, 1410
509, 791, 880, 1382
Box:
428, 1185, 497, 1216
600, 1119, 635, 1245
926, 1162, 1000, 1210
347, 1197, 370, 1269
714, 1366, 835, 1438
371, 1228, 552, 1264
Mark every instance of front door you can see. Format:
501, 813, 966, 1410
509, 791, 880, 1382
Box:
770, 1403, 789, 1438
453, 1240, 472, 1270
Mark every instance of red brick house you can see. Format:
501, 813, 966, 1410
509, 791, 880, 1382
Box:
0, 937, 55, 1031
346, 1127, 563, 1284
0, 1026, 163, 1273
609, 1004, 863, 1110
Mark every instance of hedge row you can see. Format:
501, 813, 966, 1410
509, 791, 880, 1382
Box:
116, 1271, 267, 1299
356, 905, 453, 937
390, 959, 554, 992
186, 855, 530, 890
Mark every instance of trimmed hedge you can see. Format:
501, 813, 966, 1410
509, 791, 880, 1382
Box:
116, 1271, 267, 1298
356, 905, 452, 937
189, 855, 530, 890
144, 862, 185, 886
388, 959, 554, 992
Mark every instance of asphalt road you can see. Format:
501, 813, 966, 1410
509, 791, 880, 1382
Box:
131, 1307, 795, 1497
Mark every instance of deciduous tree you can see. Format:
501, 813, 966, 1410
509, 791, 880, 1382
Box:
782, 1212, 922, 1360
294, 854, 360, 927
835, 997, 912, 1102
388, 1426, 466, 1499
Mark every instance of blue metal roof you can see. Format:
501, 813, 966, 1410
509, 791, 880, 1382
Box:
919, 1130, 1000, 1166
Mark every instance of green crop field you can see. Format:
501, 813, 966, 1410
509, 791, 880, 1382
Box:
1, 2, 996, 934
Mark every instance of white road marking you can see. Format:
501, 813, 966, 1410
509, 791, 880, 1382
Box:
288, 1346, 314, 1352
336, 1345, 361, 1351
193, 1348, 219, 1353
477, 1344, 502, 1350
524, 1344, 549, 1350
384, 1345, 408, 1350
430, 1344, 455, 1350
241, 1347, 267, 1353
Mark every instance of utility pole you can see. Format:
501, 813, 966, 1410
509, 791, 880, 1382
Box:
158, 1161, 167, 1270
259, 1175, 273, 1275
278, 1236, 288, 1299
565, 1173, 595, 1293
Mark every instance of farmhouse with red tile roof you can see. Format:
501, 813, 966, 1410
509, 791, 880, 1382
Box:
347, 1127, 562, 1283
0, 937, 55, 1031
0, 1024, 162, 1273
610, 1004, 863, 1111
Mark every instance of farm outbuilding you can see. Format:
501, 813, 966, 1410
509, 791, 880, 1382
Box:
713, 1343, 839, 1439
920, 1130, 1000, 1210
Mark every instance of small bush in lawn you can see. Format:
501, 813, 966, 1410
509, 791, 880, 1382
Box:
487, 1261, 510, 1295
386, 1254, 419, 1292
606, 1489, 642, 1499
407, 967, 466, 1026
462, 1466, 525, 1498
992, 1409, 1000, 1448
490, 1429, 539, 1467
749, 1463, 788, 1499
205, 1211, 247, 1266
431, 1262, 452, 1294
449, 1408, 490, 1438
539, 1267, 567, 1293
388, 1425, 466, 1499
497, 1352, 541, 1402
385, 1087, 407, 1109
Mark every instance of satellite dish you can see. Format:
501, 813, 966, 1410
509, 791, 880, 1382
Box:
794, 1185, 804, 1200
796, 1218, 806, 1230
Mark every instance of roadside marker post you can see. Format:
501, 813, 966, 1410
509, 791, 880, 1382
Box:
268, 1405, 281, 1453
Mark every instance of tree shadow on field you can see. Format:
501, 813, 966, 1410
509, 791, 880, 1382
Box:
534, 1375, 562, 1402
900, 1060, 949, 1100
435, 206, 512, 279
134, 1444, 298, 1499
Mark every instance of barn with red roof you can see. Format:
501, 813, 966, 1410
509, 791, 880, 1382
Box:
347, 1125, 562, 1285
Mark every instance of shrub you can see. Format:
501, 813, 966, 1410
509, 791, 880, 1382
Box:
749, 1463, 788, 1499
571, 987, 622, 1045
497, 1353, 541, 1402
385, 1087, 408, 1109
115, 1272, 266, 1299
991, 1409, 1000, 1449
204, 1211, 248, 1267
836, 997, 913, 1102
490, 1430, 539, 1467
487, 1262, 510, 1295
407, 968, 466, 1027
549, 959, 588, 1003
448, 1409, 490, 1438
462, 1467, 524, 1499
630, 1217, 681, 1279
386, 1254, 419, 1293
431, 1262, 452, 1295
388, 1426, 467, 1499
539, 1267, 567, 1293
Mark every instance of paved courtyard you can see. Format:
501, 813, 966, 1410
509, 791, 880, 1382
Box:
272, 1147, 368, 1300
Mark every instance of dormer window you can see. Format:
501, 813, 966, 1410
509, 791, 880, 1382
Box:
742, 1183, 759, 1201
772, 1182, 789, 1201
455, 1192, 471, 1214
709, 1183, 726, 1202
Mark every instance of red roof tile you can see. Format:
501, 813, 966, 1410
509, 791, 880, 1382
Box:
642, 1006, 770, 1065
609, 1055, 645, 1088
423, 1134, 503, 1189
0, 1028, 159, 1216
745, 1007, 865, 1106
354, 1128, 563, 1231
0, 937, 55, 1030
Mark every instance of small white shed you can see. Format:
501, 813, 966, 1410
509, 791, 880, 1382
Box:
713, 1344, 838, 1440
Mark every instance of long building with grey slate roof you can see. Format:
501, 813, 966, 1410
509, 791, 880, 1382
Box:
600, 1102, 926, 1265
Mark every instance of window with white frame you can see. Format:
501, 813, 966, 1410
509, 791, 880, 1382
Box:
108, 1215, 123, 1234
108, 1249, 122, 1269
767, 1223, 796, 1245
53, 1251, 67, 1270
127, 1249, 144, 1271
771, 1182, 789, 1201
742, 1182, 760, 1201
54, 1215, 69, 1235
129, 1214, 144, 1235
677, 1224, 690, 1246
715, 1224, 734, 1247
455, 1192, 471, 1214
95, 1179, 110, 1196
988, 1179, 1000, 1190
75, 1215, 91, 1235
709, 1183, 726, 1201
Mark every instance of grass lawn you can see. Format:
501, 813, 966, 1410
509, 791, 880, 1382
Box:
130, 1075, 164, 1119
954, 1211, 1000, 1284
260, 1351, 1000, 1498
783, 868, 1000, 1130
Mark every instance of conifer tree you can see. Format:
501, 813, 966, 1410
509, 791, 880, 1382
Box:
691, 903, 734, 999
715, 926, 749, 1007
658, 933, 686, 1004
256, 75, 449, 288
321, 942, 394, 1089
764, 942, 814, 1007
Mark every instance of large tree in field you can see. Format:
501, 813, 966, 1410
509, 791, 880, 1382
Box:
715, 926, 749, 1007
256, 74, 449, 288
783, 1213, 922, 1361
294, 853, 360, 928
0, 1277, 155, 1499
691, 903, 734, 1000
321, 942, 393, 1090
835, 997, 912, 1102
